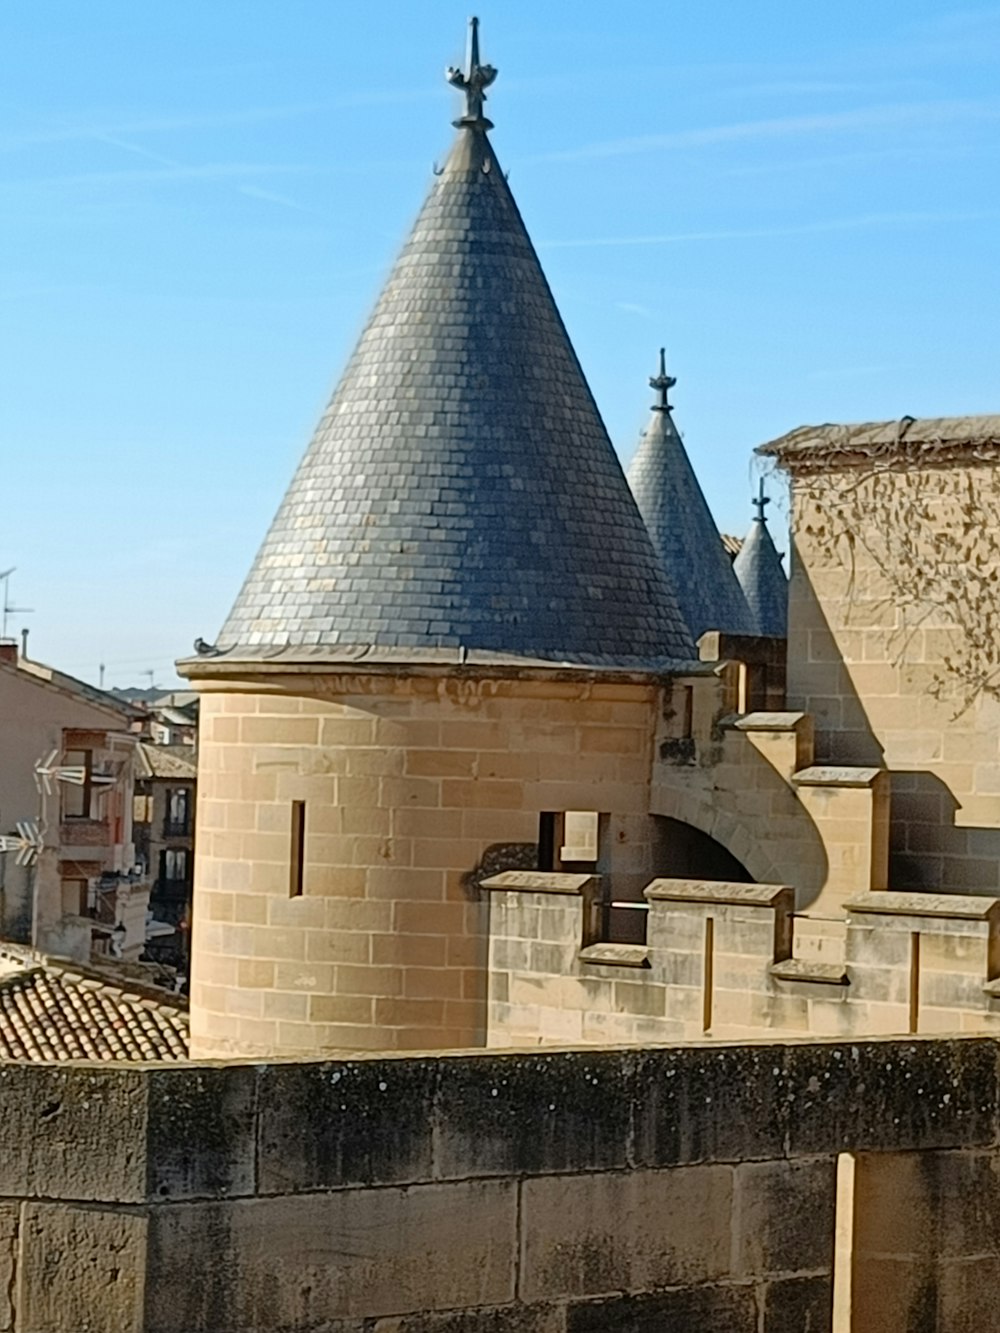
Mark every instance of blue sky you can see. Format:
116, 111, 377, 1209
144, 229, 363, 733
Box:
2, 1, 999, 687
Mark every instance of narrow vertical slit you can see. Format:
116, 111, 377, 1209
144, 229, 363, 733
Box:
290, 800, 306, 898
702, 916, 715, 1033
680, 685, 694, 739
537, 812, 556, 872
908, 931, 920, 1034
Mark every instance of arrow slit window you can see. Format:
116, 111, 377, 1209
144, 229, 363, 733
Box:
62, 750, 95, 819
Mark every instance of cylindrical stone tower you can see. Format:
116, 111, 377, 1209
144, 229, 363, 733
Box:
181, 20, 695, 1058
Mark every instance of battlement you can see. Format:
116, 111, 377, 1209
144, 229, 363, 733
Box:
485, 873, 1000, 1045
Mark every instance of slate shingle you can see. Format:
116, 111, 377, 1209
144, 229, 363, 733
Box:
627, 363, 755, 641
218, 116, 694, 670
733, 501, 788, 637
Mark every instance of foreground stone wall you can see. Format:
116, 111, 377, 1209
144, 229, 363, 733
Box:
2, 1038, 1000, 1331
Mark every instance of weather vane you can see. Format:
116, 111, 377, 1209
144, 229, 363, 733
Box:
753, 478, 771, 522
649, 348, 677, 412
446, 17, 497, 130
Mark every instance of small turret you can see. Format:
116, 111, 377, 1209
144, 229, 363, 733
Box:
627, 352, 755, 641
733, 479, 788, 636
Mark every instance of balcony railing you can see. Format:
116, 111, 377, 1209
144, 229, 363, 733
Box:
162, 820, 192, 838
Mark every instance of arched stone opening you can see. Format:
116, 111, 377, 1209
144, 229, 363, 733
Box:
652, 815, 754, 884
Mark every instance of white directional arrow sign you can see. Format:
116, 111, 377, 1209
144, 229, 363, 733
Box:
0, 821, 45, 865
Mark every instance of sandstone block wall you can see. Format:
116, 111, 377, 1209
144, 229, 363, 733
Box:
786, 459, 1000, 893
486, 878, 1000, 1046
3, 1037, 1000, 1331
191, 671, 658, 1057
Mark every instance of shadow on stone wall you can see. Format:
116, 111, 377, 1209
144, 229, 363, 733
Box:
793, 557, 1000, 895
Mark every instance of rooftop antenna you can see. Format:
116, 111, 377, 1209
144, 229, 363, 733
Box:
144, 668, 156, 692
0, 568, 33, 641
99, 662, 106, 688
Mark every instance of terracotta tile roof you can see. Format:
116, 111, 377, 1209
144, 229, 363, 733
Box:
720, 534, 743, 560
0, 948, 188, 1062
136, 743, 197, 781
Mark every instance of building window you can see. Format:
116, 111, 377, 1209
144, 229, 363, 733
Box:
60, 878, 88, 917
164, 787, 191, 837
62, 750, 94, 819
164, 848, 189, 882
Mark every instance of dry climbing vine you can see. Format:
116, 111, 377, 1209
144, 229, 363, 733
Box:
797, 455, 1000, 719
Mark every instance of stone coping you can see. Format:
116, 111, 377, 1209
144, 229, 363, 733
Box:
179, 651, 709, 684
645, 879, 793, 908
729, 711, 808, 732
480, 871, 598, 896
578, 943, 650, 969
793, 765, 884, 788
770, 959, 850, 986
845, 891, 1000, 921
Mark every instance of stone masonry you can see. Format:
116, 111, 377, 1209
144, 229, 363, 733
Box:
2, 1036, 1000, 1331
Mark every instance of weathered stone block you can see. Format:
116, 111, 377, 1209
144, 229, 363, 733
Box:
0, 1065, 147, 1203
145, 1180, 517, 1329
17, 1202, 147, 1333
0, 1205, 17, 1333
146, 1065, 257, 1201
735, 1158, 836, 1277
783, 1038, 999, 1155
257, 1057, 438, 1193
434, 1050, 632, 1179
519, 1166, 733, 1301
938, 1255, 1000, 1332
373, 1305, 566, 1332
761, 1275, 833, 1333
565, 1283, 757, 1332
632, 1045, 787, 1166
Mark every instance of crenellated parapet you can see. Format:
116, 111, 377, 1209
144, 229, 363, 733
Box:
484, 872, 1000, 1045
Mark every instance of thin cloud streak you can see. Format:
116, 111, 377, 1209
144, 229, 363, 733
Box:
539, 209, 1000, 250
0, 163, 313, 192
533, 98, 1000, 163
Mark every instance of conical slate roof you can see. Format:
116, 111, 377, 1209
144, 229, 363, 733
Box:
733, 484, 788, 636
216, 24, 693, 670
626, 354, 755, 642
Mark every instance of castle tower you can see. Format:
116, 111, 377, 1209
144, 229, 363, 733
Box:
627, 352, 755, 641
180, 21, 694, 1057
733, 480, 788, 636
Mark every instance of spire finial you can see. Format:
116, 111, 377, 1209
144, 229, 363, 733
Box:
753, 477, 770, 523
649, 347, 677, 412
446, 17, 498, 130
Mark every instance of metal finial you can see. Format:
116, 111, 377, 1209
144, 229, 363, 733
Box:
649, 347, 677, 412
753, 478, 771, 523
446, 17, 497, 130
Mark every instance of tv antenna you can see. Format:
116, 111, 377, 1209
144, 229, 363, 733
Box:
0, 568, 33, 642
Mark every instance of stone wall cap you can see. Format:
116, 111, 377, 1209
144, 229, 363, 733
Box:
578, 943, 650, 969
770, 959, 850, 986
846, 891, 1000, 921
480, 871, 598, 896
758, 414, 1000, 473
179, 649, 707, 683
730, 711, 809, 732
793, 765, 885, 788
645, 878, 793, 907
